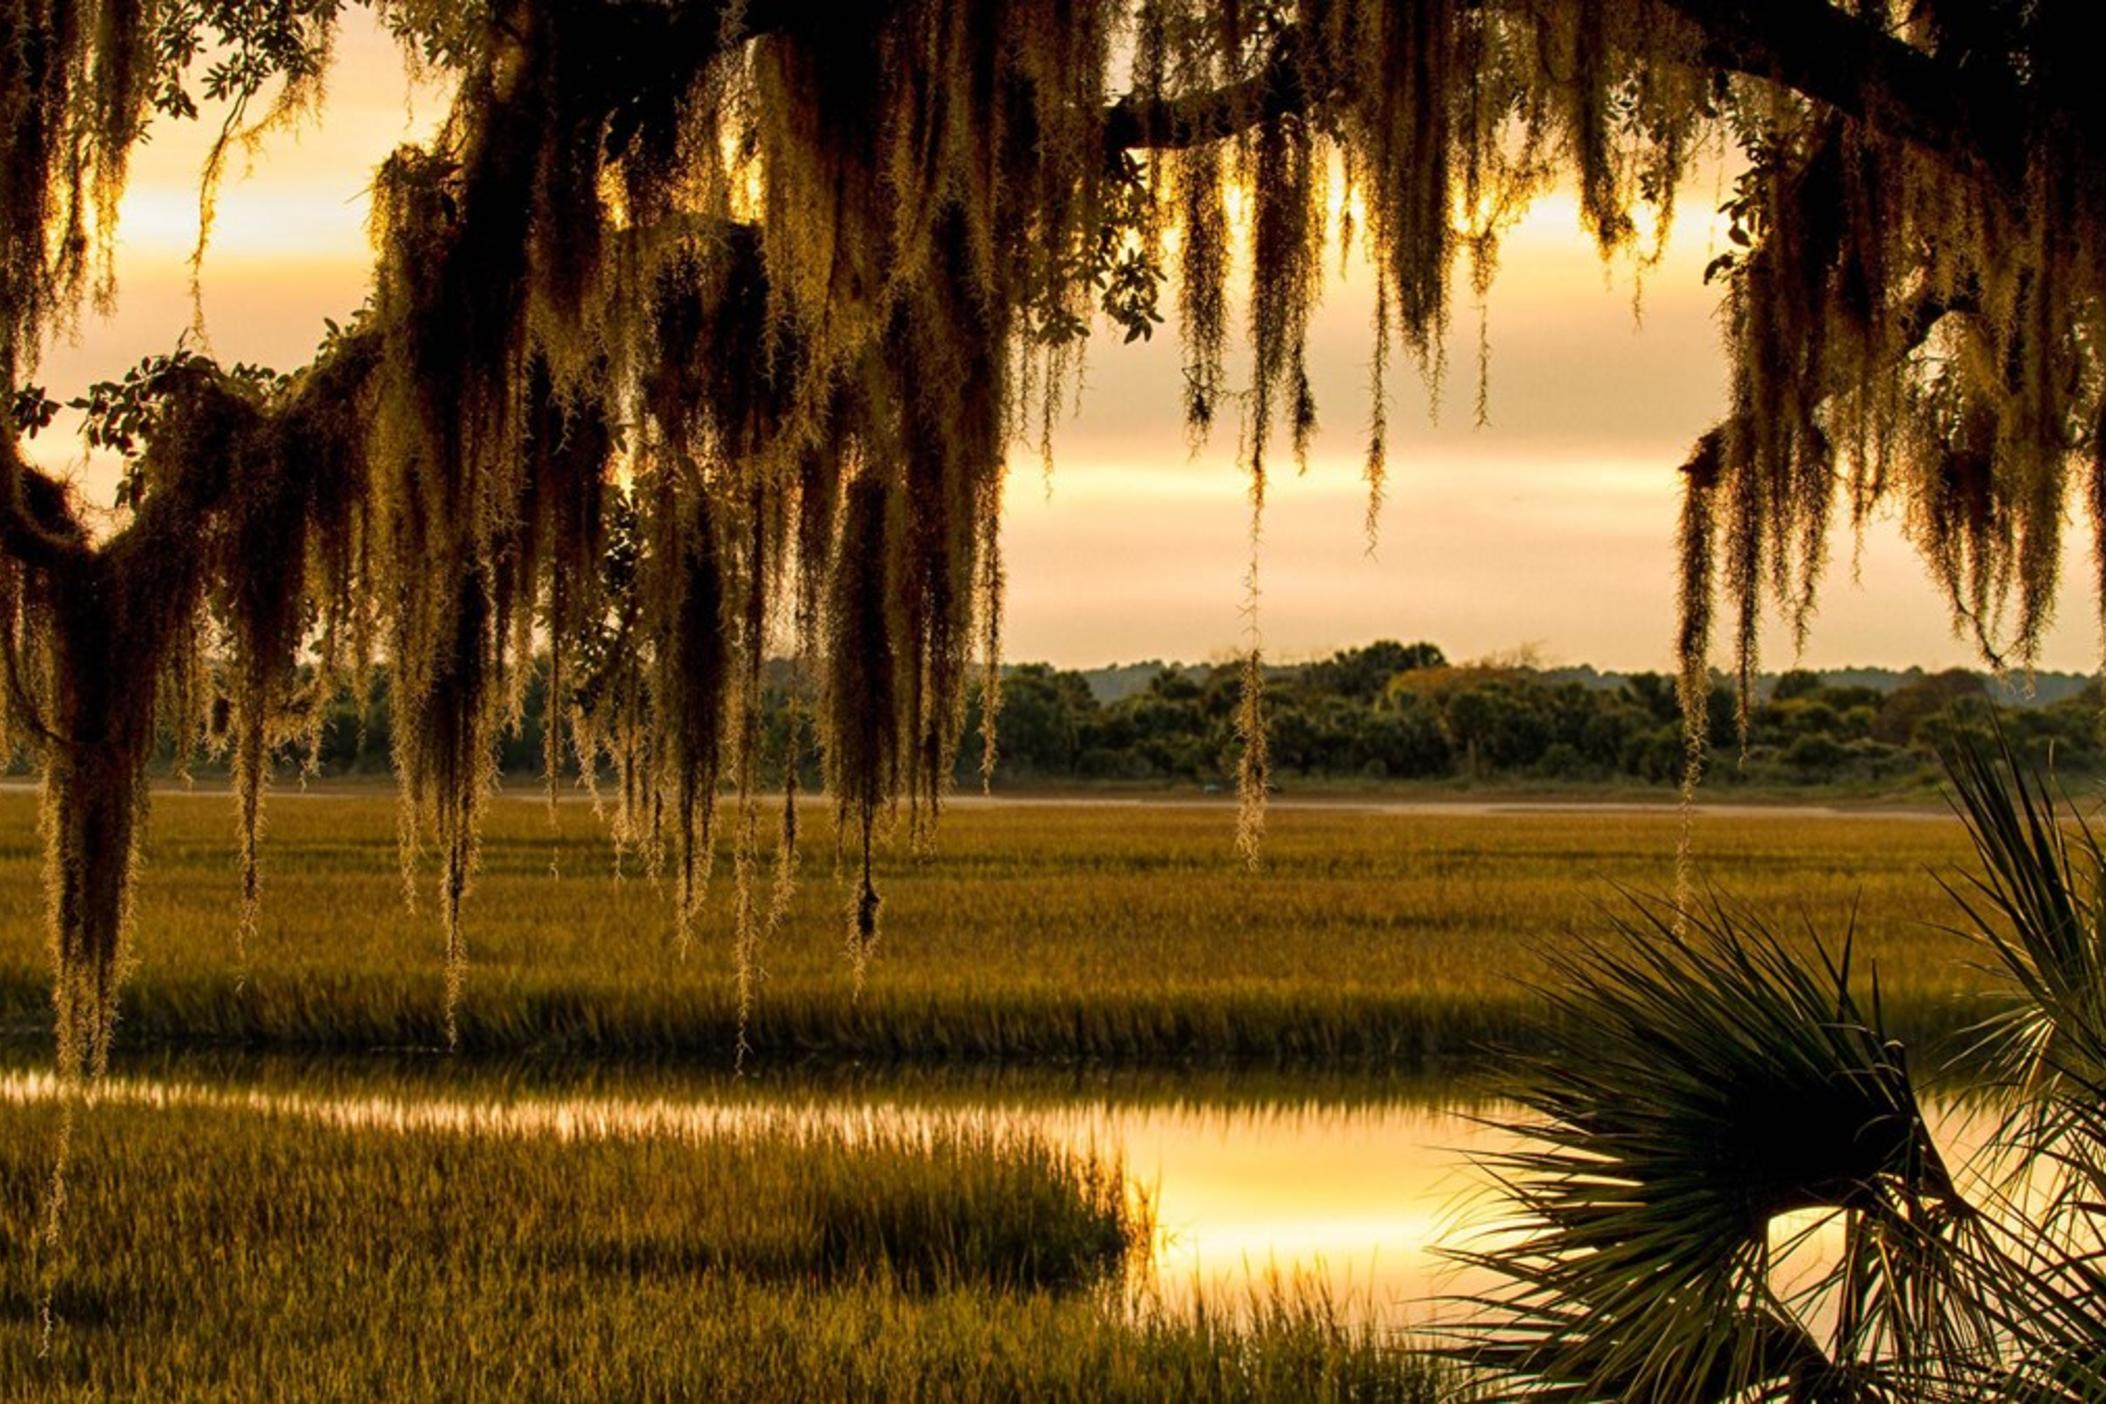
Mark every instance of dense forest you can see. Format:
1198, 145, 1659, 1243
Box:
287, 640, 2101, 792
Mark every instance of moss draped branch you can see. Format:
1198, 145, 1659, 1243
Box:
0, 0, 2100, 1087
0, 328, 379, 1077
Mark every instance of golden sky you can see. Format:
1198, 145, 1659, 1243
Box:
27, 13, 2100, 675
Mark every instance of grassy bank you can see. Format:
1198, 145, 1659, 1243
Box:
0, 1091, 1455, 1401
0, 789, 1997, 1066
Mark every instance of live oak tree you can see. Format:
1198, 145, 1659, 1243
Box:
0, 0, 2099, 1088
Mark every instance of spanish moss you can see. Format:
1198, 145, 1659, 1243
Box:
0, 0, 2098, 1092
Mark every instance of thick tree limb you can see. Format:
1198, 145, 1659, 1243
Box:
1659, 0, 2023, 183
0, 0, 2039, 588
1681, 284, 1968, 486
104, 329, 381, 572
0, 445, 91, 572
1103, 27, 1309, 155
1101, 1, 2027, 187
0, 326, 381, 642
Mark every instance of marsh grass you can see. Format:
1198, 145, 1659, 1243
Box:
0, 1095, 1457, 1401
0, 790, 1994, 1066
0, 1045, 1481, 1120
2, 1096, 1144, 1298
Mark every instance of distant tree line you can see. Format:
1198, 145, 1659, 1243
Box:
268, 640, 2100, 792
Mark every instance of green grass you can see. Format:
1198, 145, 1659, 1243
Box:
0, 1091, 1457, 1401
0, 785, 2007, 1399
0, 787, 1998, 1065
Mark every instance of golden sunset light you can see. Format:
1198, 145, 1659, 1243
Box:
6, 5, 2102, 1398
32, 11, 2089, 678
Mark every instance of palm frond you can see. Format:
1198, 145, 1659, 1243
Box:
1450, 890, 2001, 1401
1452, 735, 2106, 1398
1942, 733, 2106, 1142
1935, 732, 2106, 1391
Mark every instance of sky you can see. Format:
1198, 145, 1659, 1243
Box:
25, 13, 2101, 677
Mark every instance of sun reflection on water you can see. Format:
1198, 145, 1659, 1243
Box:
2, 1065, 1515, 1325
0, 1064, 2018, 1334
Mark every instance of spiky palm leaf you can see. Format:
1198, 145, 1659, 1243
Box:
1935, 735, 2106, 1397
1452, 734, 2106, 1399
1452, 891, 2003, 1401
1941, 736, 2106, 1151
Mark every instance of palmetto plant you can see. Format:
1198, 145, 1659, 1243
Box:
1460, 737, 2106, 1401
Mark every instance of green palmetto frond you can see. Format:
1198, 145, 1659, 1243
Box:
1452, 891, 2003, 1401
1941, 735, 2106, 1141
1451, 735, 2106, 1399
1935, 734, 2106, 1398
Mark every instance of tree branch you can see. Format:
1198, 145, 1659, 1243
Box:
0, 444, 92, 573
1101, 1, 2025, 187
0, 0, 2031, 588
0, 325, 381, 601
1102, 30, 1308, 155
1660, 0, 2022, 183
1682, 283, 1967, 488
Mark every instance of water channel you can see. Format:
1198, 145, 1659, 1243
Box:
1, 1053, 2015, 1334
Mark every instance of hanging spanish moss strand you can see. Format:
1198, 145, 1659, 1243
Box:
1674, 432, 1719, 909
975, 464, 1006, 794
658, 488, 728, 964
0, 0, 153, 382
1246, 115, 1322, 482
1, 0, 2100, 1096
729, 486, 777, 1066
766, 690, 804, 944
730, 789, 763, 1068
1177, 142, 1229, 444
1235, 460, 1270, 871
32, 1090, 75, 1356
1366, 266, 1390, 553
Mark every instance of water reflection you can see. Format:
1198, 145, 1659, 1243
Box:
1, 1053, 1512, 1323
0, 1052, 2014, 1330
1037, 1096, 1505, 1326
